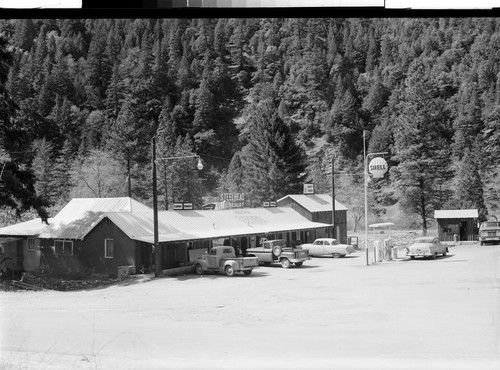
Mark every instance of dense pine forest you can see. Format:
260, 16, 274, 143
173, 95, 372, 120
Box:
1, 18, 499, 233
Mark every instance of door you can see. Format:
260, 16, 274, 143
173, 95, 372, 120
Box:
309, 240, 324, 256
16, 240, 24, 270
136, 243, 153, 274
459, 222, 467, 241
206, 249, 218, 268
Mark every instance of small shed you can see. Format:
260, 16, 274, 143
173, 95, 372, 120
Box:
434, 209, 479, 242
276, 194, 348, 244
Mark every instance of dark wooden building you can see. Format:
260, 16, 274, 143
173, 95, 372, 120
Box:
434, 209, 479, 242
277, 194, 348, 244
0, 197, 332, 276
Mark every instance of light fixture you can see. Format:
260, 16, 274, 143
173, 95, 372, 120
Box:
197, 158, 204, 171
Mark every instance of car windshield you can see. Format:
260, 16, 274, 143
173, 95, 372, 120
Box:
482, 222, 500, 228
269, 240, 286, 247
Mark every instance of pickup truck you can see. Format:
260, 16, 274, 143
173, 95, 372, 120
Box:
194, 246, 259, 276
246, 239, 310, 268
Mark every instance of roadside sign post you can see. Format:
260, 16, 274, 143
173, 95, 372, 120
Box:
363, 131, 388, 266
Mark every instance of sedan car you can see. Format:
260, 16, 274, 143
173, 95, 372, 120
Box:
300, 238, 355, 258
478, 220, 500, 246
406, 237, 448, 259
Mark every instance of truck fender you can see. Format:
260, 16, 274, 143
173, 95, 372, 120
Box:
224, 260, 239, 270
195, 260, 208, 274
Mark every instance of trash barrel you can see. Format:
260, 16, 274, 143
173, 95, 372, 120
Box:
453, 234, 459, 243
391, 247, 398, 259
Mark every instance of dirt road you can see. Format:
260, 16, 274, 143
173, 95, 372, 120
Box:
1, 244, 499, 369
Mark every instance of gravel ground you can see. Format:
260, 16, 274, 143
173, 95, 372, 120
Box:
1, 243, 499, 370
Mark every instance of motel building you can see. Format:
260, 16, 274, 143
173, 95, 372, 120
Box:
0, 195, 348, 277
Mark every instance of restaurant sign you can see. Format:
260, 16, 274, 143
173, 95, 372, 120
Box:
219, 192, 245, 208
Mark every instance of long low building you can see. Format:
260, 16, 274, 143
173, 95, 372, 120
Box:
0, 197, 334, 276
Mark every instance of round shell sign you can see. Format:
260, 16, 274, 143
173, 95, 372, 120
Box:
369, 157, 388, 178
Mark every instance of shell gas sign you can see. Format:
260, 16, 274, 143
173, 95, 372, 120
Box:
368, 157, 388, 178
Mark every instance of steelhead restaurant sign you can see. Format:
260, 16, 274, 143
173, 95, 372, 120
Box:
219, 193, 245, 208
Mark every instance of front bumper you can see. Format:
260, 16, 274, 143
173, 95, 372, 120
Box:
479, 237, 500, 242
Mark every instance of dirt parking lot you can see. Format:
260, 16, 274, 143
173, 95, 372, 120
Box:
1, 243, 499, 370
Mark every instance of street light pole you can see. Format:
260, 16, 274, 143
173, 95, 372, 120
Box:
152, 148, 203, 278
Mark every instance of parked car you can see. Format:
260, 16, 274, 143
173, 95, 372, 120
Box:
194, 246, 259, 276
300, 238, 355, 258
406, 237, 448, 259
246, 239, 310, 268
478, 220, 500, 246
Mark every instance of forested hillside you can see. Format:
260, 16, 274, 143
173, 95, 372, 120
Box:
1, 18, 499, 232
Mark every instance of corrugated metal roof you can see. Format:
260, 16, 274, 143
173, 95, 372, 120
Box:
277, 194, 348, 212
2, 197, 331, 243
107, 207, 332, 244
0, 218, 51, 236
38, 197, 151, 239
434, 209, 479, 219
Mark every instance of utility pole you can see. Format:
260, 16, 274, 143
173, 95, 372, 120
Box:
332, 155, 336, 240
152, 137, 160, 278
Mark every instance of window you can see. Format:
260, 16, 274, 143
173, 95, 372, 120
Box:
105, 239, 114, 258
55, 240, 73, 256
28, 238, 35, 251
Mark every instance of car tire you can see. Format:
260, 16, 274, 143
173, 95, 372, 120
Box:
225, 265, 235, 276
272, 246, 282, 257
332, 253, 341, 258
410, 256, 415, 260
295, 262, 303, 267
195, 264, 203, 275
243, 268, 252, 276
280, 258, 291, 268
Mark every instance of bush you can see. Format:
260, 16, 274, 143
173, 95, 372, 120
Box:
39, 246, 91, 280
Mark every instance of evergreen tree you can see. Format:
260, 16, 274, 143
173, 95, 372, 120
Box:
104, 100, 139, 197
0, 36, 49, 221
392, 58, 453, 235
450, 144, 488, 222
168, 136, 203, 209
51, 139, 74, 205
239, 100, 306, 207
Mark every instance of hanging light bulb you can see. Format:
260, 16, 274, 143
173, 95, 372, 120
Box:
197, 158, 204, 171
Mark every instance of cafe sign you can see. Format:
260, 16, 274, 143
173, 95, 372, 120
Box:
219, 192, 245, 208
368, 157, 388, 178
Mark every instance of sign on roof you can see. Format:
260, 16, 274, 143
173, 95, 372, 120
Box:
219, 193, 245, 208
303, 184, 314, 194
173, 203, 193, 210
